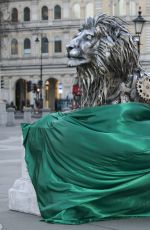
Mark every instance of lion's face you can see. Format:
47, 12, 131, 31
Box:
66, 28, 98, 67
67, 15, 138, 77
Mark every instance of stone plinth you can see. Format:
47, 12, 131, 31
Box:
23, 107, 32, 123
8, 138, 40, 216
0, 100, 7, 126
7, 108, 15, 126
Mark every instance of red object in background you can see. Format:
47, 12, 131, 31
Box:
72, 84, 81, 96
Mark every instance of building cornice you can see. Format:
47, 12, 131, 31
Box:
0, 19, 83, 33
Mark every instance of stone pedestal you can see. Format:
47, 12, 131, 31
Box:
0, 100, 7, 126
42, 108, 51, 117
23, 107, 32, 123
7, 108, 15, 126
8, 138, 40, 216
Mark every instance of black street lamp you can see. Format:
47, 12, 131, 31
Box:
35, 36, 43, 109
133, 6, 146, 55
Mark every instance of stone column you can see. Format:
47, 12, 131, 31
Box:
7, 108, 15, 126
0, 100, 7, 126
8, 137, 40, 215
23, 107, 32, 123
9, 77, 12, 103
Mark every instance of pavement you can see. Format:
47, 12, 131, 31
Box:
0, 124, 150, 230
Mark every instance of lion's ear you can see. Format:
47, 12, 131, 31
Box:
82, 17, 95, 30
86, 17, 95, 27
114, 28, 120, 38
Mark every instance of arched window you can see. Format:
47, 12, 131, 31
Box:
129, 0, 136, 16
12, 8, 18, 22
24, 38, 31, 54
24, 7, 30, 21
73, 3, 80, 18
85, 3, 94, 18
11, 39, 18, 55
42, 37, 48, 53
118, 0, 126, 16
42, 6, 48, 20
54, 38, 62, 53
54, 5, 61, 19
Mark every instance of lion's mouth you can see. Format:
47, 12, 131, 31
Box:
66, 47, 90, 66
69, 57, 87, 62
68, 57, 90, 67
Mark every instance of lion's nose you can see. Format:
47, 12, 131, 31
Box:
66, 37, 80, 49
66, 44, 73, 58
66, 45, 80, 58
66, 44, 73, 52
70, 49, 81, 57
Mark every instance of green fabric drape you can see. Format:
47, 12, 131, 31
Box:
22, 102, 150, 224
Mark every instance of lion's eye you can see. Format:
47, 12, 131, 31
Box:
86, 35, 93, 40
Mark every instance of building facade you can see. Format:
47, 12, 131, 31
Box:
0, 0, 150, 111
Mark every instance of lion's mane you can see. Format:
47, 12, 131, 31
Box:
76, 14, 140, 107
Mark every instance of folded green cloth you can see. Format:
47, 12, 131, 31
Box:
22, 102, 150, 224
